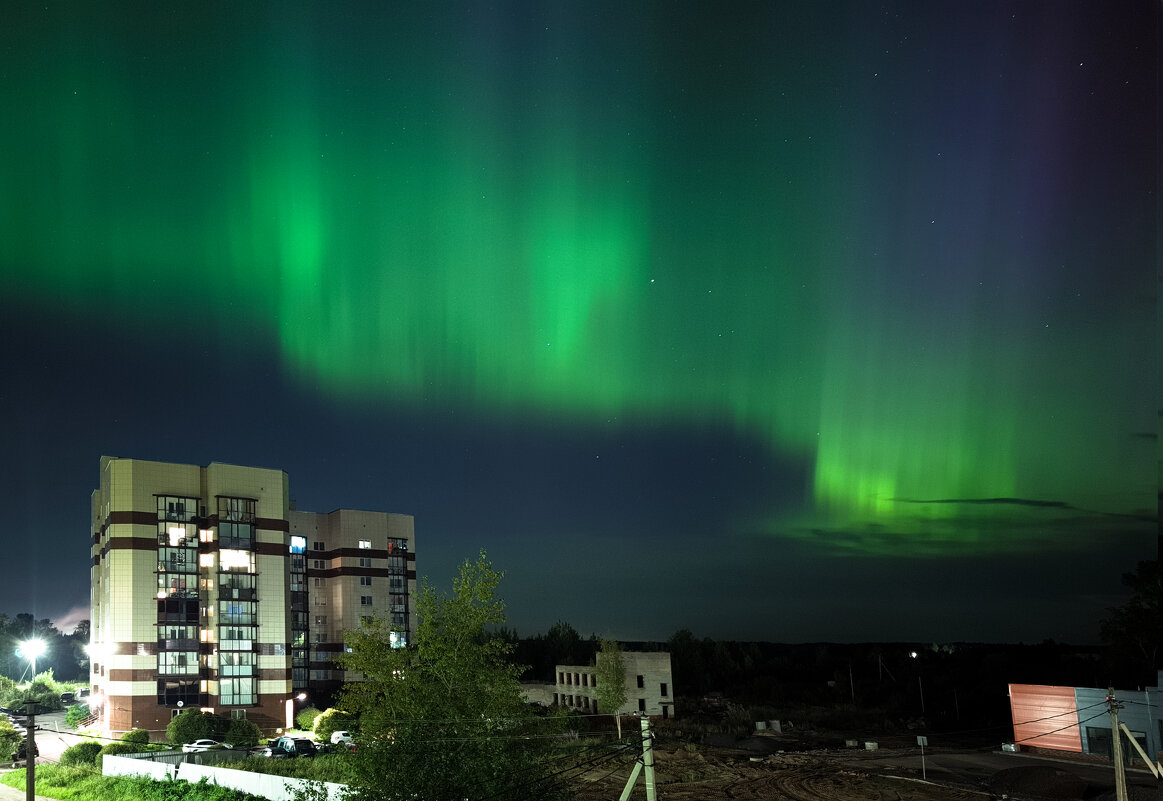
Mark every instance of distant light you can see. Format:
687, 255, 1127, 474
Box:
909, 651, 918, 659
296, 693, 307, 701
17, 639, 46, 659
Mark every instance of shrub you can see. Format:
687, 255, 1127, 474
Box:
166, 709, 228, 744
0, 717, 21, 762
224, 717, 262, 747
296, 706, 322, 731
60, 741, 103, 766
97, 741, 147, 764
311, 708, 355, 741
121, 728, 151, 744
65, 704, 91, 728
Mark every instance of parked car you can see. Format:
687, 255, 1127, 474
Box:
181, 739, 232, 753
330, 730, 353, 745
60, 692, 76, 705
267, 736, 317, 758
14, 739, 39, 763
77, 689, 91, 699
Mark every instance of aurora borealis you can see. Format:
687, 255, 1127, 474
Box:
0, 1, 1155, 641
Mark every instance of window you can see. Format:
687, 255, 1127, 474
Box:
582, 675, 588, 687
360, 616, 371, 625
314, 577, 324, 587
220, 652, 256, 676
219, 549, 255, 572
359, 557, 371, 568
638, 698, 646, 712
218, 497, 255, 522
220, 677, 255, 706
315, 615, 326, 625
359, 576, 372, 586
158, 496, 197, 522
361, 596, 373, 606
315, 633, 325, 643
312, 559, 325, 569
358, 540, 372, 549
231, 709, 247, 721
313, 541, 324, 551
158, 651, 198, 675
637, 675, 644, 689
591, 676, 597, 688
660, 682, 668, 697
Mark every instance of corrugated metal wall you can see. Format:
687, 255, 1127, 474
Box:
1008, 683, 1083, 752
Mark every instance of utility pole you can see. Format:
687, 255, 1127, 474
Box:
618, 715, 657, 801
1107, 687, 1128, 801
23, 699, 37, 801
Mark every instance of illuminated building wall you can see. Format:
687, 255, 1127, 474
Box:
90, 456, 413, 736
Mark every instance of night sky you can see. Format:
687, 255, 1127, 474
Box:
0, 1, 1156, 644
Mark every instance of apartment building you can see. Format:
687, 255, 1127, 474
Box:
89, 456, 416, 736
554, 651, 674, 719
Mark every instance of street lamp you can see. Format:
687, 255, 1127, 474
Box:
16, 639, 46, 681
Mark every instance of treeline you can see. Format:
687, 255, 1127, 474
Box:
503, 622, 1153, 735
0, 613, 89, 682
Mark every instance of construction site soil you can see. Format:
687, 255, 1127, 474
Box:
569, 731, 1159, 801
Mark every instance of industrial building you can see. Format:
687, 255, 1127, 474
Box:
554, 651, 675, 719
1008, 672, 1163, 764
89, 456, 416, 736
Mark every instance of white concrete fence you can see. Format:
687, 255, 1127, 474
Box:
103, 753, 349, 801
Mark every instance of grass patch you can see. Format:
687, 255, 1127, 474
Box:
1, 763, 263, 801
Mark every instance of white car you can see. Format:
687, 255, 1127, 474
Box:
182, 739, 232, 753
330, 730, 353, 744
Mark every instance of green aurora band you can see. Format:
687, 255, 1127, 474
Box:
1, 5, 1153, 556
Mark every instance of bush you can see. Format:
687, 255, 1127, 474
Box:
224, 717, 262, 747
167, 709, 228, 744
296, 706, 322, 731
0, 717, 21, 762
311, 708, 355, 741
97, 741, 147, 763
60, 741, 103, 766
121, 728, 151, 744
66, 704, 91, 728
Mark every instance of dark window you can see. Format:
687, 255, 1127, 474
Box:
637, 675, 644, 689
660, 683, 668, 697
638, 698, 646, 712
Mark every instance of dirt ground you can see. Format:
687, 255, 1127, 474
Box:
571, 744, 989, 801
569, 737, 1158, 801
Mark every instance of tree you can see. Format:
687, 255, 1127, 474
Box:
594, 639, 628, 737
311, 708, 355, 741
338, 551, 567, 801
1100, 560, 1161, 685
166, 709, 226, 744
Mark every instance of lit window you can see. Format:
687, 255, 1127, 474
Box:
168, 527, 186, 546
220, 550, 251, 570
199, 554, 216, 568
358, 540, 371, 549
289, 536, 306, 554
199, 529, 214, 543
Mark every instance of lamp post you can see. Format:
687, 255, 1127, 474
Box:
16, 639, 46, 682
285, 693, 308, 731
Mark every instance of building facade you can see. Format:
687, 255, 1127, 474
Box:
554, 652, 674, 719
1008, 673, 1163, 764
90, 457, 416, 736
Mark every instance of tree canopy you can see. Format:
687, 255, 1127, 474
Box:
594, 638, 628, 737
338, 551, 567, 801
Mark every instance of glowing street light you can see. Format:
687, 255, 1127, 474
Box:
16, 639, 46, 681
